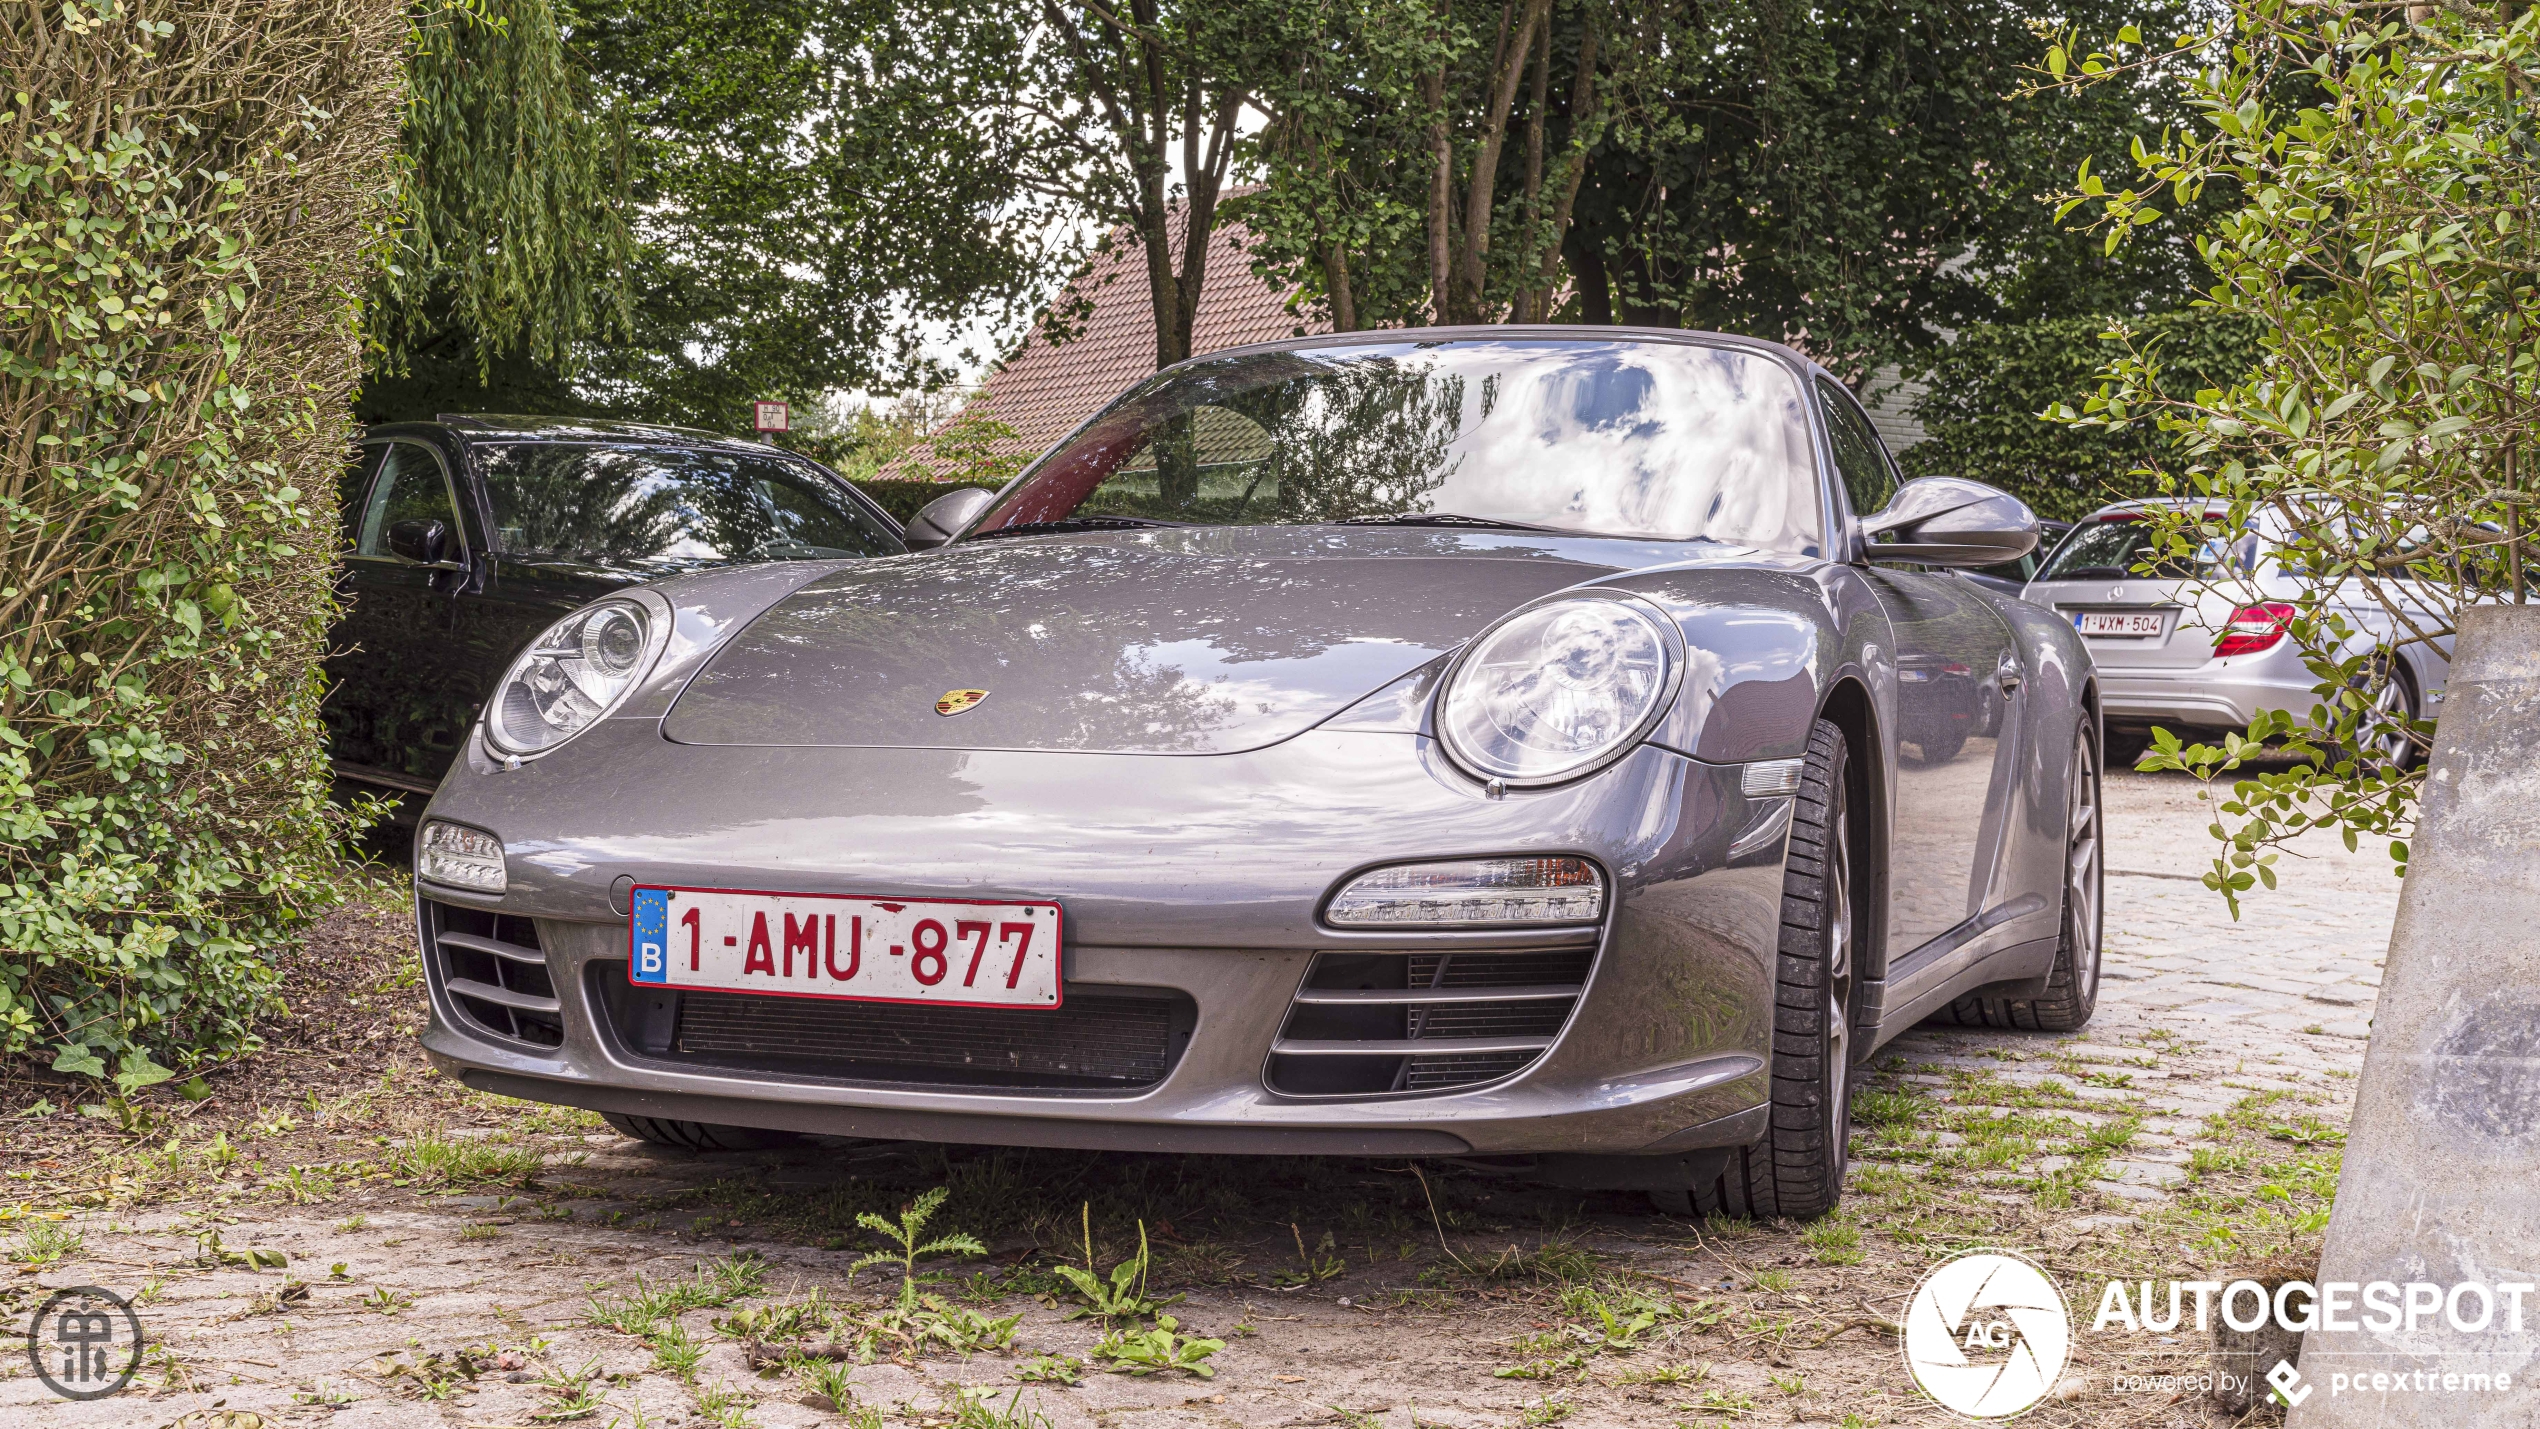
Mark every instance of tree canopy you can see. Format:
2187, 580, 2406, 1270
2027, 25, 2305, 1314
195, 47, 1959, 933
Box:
370, 0, 2252, 455
365, 0, 1071, 431
2053, 0, 2539, 910
1229, 0, 2225, 382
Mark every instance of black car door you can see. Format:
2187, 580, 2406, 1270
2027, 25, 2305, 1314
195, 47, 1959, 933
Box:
325, 438, 477, 789
1819, 379, 2023, 962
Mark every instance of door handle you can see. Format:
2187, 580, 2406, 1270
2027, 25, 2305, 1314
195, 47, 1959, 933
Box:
1997, 656, 2023, 692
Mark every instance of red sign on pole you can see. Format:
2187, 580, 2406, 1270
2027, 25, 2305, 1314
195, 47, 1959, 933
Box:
753, 400, 790, 434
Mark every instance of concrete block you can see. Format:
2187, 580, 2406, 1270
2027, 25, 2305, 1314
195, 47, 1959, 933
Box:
2290, 607, 2540, 1428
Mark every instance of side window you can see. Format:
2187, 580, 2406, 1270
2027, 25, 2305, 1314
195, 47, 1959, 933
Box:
339, 444, 387, 550
354, 442, 465, 561
1815, 377, 1895, 518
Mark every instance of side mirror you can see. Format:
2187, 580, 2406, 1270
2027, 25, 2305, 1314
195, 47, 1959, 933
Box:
904, 487, 994, 550
386, 517, 453, 566
1860, 477, 2039, 567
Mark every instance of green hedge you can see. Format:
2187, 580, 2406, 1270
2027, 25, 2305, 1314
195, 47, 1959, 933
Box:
1902, 312, 2261, 520
1, 0, 405, 1087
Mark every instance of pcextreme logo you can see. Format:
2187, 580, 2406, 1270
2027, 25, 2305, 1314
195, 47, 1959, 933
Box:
1904, 1250, 2072, 1419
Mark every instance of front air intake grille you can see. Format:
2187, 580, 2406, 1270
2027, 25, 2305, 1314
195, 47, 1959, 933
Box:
1267, 946, 1595, 1097
423, 899, 563, 1051
590, 966, 1193, 1093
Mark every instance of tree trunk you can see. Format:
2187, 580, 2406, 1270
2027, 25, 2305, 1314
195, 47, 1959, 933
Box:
1135, 177, 1183, 369
1573, 232, 1613, 324
1446, 0, 1551, 323
1511, 22, 1549, 322
1425, 62, 1453, 325
1528, 17, 1602, 315
1320, 237, 1358, 331
1154, 408, 1200, 506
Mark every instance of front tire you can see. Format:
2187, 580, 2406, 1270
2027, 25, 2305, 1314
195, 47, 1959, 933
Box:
1655, 718, 1858, 1221
601, 1113, 801, 1152
1940, 722, 2104, 1032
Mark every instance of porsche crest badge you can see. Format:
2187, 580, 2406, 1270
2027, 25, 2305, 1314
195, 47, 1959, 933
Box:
935, 689, 988, 717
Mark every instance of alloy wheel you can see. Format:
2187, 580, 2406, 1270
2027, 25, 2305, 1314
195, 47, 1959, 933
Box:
2066, 732, 2103, 1001
1823, 775, 1855, 1175
2363, 666, 2415, 768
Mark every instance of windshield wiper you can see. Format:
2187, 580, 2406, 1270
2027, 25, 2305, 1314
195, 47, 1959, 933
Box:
966, 516, 1191, 541
1333, 513, 1570, 535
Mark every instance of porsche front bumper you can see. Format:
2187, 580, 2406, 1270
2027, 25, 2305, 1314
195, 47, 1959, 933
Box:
415, 721, 1787, 1161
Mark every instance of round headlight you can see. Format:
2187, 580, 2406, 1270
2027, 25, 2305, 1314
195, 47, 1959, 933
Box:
485, 598, 665, 756
1438, 596, 1676, 785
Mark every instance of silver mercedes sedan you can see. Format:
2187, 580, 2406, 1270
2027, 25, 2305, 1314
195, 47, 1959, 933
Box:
410, 329, 2104, 1219
2022, 498, 2449, 764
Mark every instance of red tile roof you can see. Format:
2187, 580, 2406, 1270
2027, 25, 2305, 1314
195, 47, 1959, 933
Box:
888, 213, 1325, 480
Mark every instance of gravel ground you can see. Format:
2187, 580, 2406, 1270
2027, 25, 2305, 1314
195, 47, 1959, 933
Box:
0, 767, 2399, 1429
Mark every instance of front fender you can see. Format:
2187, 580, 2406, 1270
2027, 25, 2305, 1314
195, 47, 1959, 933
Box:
1591, 559, 1893, 767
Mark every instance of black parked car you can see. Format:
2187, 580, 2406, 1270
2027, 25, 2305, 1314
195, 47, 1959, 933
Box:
328, 416, 906, 804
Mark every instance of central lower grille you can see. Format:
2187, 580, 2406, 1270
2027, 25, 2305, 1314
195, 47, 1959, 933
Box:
1267, 945, 1595, 1097
592, 966, 1191, 1092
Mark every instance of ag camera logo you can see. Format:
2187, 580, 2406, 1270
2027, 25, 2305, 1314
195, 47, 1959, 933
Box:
1904, 1250, 2072, 1418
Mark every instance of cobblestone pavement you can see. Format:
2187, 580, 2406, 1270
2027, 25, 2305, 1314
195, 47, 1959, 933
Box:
1869, 767, 2396, 1214
3, 767, 2405, 1429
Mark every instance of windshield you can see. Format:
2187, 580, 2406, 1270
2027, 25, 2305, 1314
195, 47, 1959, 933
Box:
480, 443, 902, 572
964, 339, 1824, 552
2037, 512, 2258, 582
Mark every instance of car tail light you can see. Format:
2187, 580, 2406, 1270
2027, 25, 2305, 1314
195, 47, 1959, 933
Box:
2213, 603, 2295, 658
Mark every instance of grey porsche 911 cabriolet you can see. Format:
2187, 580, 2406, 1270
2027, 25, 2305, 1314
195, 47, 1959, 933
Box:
411, 328, 2102, 1218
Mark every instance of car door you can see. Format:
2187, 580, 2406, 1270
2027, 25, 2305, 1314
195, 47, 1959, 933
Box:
325, 438, 476, 789
1819, 379, 2022, 961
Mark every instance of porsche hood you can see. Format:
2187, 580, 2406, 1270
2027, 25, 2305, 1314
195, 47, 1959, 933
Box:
661, 531, 1623, 754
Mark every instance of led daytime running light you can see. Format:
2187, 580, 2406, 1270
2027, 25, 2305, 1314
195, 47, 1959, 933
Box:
1326, 856, 1606, 928
419, 820, 506, 892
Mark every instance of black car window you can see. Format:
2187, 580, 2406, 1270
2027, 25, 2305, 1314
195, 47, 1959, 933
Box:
354, 442, 464, 561
1814, 377, 1894, 518
967, 339, 1824, 553
478, 443, 901, 571
338, 444, 386, 549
